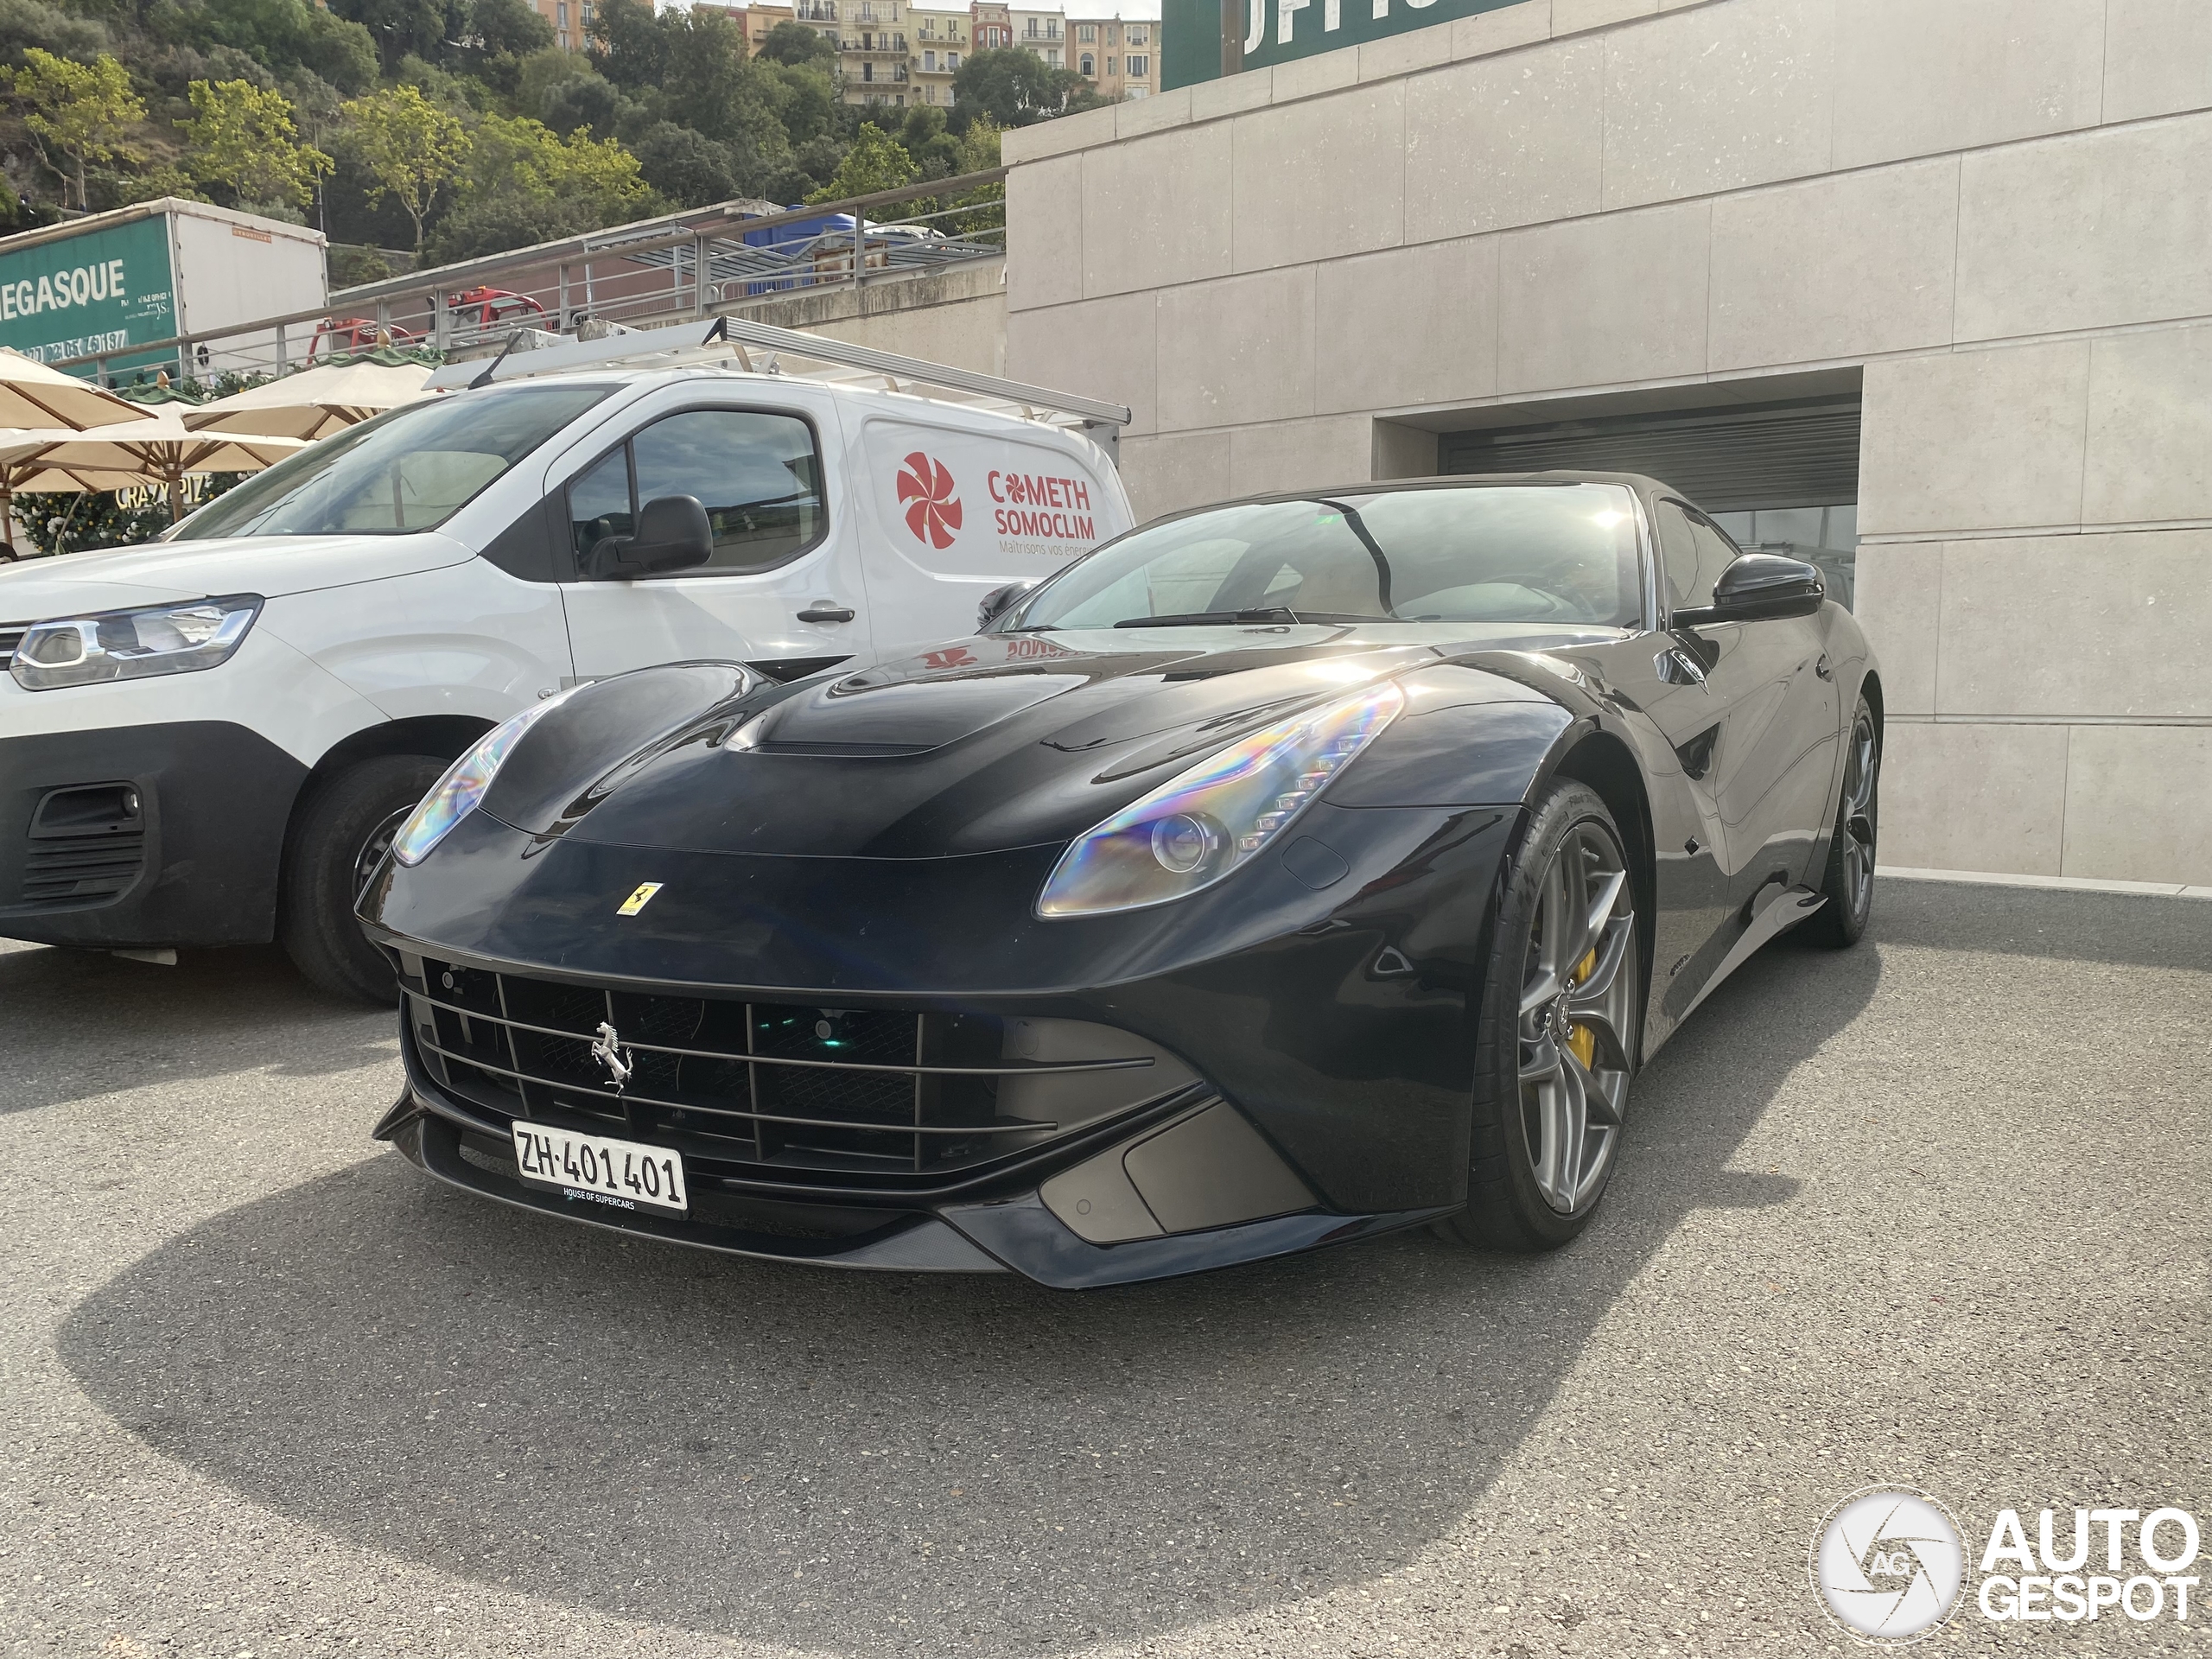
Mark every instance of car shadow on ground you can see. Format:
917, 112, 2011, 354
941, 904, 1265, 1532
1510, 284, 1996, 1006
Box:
56, 922, 1886, 1656
0, 940, 395, 1116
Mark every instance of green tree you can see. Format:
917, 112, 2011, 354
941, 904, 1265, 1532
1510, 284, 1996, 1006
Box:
182, 79, 333, 210
327, 0, 454, 75
806, 121, 915, 203
297, 8, 380, 92
456, 0, 553, 93
0, 0, 107, 68
429, 112, 652, 259
952, 46, 1099, 126
584, 0, 668, 90
5, 49, 144, 209
340, 82, 469, 253
755, 18, 836, 69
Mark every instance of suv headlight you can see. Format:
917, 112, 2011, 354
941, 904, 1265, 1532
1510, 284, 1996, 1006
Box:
391, 689, 576, 867
1037, 680, 1404, 918
10, 594, 263, 691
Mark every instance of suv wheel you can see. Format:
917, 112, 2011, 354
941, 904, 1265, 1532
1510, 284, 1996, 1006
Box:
279, 754, 447, 1003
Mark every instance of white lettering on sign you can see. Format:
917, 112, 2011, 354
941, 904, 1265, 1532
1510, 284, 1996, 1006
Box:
1277, 0, 1306, 43
5, 259, 126, 321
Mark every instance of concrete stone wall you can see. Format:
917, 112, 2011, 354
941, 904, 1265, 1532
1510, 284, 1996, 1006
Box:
998, 0, 2212, 884
727, 258, 1008, 378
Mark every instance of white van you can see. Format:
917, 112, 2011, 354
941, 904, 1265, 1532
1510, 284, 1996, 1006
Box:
0, 317, 1133, 999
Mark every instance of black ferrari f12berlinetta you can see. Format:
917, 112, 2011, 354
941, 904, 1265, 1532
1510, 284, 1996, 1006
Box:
364, 472, 1881, 1287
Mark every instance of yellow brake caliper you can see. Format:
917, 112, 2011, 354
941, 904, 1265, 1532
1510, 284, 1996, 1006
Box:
1566, 946, 1599, 1069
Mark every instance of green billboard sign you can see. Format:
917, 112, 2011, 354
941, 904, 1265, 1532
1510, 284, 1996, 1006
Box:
1165, 0, 1521, 89
0, 213, 176, 378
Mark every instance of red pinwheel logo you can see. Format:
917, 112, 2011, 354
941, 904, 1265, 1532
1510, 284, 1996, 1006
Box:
896, 451, 963, 550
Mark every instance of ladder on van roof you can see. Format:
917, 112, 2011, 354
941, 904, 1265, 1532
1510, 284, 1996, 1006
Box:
423, 315, 1133, 455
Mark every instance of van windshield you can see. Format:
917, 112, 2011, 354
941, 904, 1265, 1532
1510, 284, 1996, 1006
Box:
175, 383, 614, 539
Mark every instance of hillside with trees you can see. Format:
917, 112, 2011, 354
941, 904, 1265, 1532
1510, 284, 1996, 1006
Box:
0, 0, 1098, 282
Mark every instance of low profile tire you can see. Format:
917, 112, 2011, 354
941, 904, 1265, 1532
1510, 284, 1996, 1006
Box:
279, 753, 446, 1004
1803, 696, 1879, 949
1440, 780, 1643, 1253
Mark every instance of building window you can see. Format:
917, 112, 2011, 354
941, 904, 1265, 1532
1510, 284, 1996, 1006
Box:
581, 3, 592, 20
556, 27, 568, 45
946, 48, 958, 66
1105, 54, 1115, 72
862, 60, 873, 78
555, 1, 566, 23
1125, 51, 1146, 74
1077, 22, 1094, 40
1078, 51, 1092, 73
1126, 23, 1146, 42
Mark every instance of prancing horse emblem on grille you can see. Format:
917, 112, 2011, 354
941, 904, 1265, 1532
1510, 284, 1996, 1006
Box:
589, 1020, 632, 1090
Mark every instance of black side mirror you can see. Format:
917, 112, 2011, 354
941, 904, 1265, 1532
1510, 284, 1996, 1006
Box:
1672, 552, 1824, 626
977, 578, 1038, 631
586, 494, 714, 579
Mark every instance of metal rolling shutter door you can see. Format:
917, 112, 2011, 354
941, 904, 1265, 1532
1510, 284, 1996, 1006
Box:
1438, 400, 1861, 512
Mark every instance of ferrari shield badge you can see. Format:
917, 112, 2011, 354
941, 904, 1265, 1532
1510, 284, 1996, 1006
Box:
616, 882, 663, 917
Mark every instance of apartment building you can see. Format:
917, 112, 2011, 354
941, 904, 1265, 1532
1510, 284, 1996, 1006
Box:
528, 0, 594, 49
907, 3, 968, 108
971, 1, 1010, 50
841, 0, 909, 107
1064, 0, 1156, 100
1008, 3, 1064, 67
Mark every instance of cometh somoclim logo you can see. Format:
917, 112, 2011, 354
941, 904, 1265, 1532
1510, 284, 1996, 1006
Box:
1811, 1487, 1967, 1643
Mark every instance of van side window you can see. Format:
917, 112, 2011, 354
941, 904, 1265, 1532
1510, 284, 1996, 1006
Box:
636, 410, 824, 572
569, 446, 632, 565
1656, 499, 1738, 614
567, 409, 827, 576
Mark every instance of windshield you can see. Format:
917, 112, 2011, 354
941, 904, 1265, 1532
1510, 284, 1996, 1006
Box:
174, 383, 615, 539
1008, 483, 1646, 631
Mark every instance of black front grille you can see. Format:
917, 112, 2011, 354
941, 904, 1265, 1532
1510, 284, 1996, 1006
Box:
398, 952, 1192, 1188
21, 831, 147, 906
0, 624, 23, 671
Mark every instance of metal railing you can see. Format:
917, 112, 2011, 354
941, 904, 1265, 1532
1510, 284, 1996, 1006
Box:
47, 170, 1008, 387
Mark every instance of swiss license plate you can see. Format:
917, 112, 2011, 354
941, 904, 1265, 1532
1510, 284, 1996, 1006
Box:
511, 1121, 688, 1217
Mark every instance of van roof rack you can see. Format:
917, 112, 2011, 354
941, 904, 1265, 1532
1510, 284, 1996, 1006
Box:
423, 315, 1133, 443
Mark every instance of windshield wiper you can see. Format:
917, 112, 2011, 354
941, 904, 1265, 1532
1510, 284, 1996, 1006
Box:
1112, 608, 1304, 628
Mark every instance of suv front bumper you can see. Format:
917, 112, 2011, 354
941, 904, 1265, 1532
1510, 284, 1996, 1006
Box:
0, 721, 308, 950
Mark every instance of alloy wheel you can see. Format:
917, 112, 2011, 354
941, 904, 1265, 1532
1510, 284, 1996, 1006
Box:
1517, 822, 1637, 1214
354, 805, 410, 901
1838, 709, 1878, 920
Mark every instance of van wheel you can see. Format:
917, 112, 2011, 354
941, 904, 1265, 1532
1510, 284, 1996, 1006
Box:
280, 754, 447, 1004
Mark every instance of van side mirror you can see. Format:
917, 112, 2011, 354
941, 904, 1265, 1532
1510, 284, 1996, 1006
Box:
585, 494, 714, 579
977, 578, 1038, 631
1671, 552, 1824, 626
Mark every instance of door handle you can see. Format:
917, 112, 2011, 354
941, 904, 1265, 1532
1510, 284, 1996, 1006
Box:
797, 602, 855, 624
1815, 652, 1833, 680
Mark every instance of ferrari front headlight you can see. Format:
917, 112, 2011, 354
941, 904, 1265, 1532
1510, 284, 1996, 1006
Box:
10, 594, 262, 690
391, 689, 576, 867
1037, 680, 1404, 918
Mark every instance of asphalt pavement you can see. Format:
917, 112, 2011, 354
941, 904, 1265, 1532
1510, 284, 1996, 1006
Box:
1, 878, 2206, 1659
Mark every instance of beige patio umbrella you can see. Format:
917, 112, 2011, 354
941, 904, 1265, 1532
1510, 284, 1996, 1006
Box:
0, 453, 148, 557
181, 356, 438, 442
0, 347, 157, 431
0, 415, 308, 529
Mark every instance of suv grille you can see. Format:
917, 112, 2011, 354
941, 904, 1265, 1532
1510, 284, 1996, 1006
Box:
399, 952, 1192, 1188
22, 832, 148, 906
0, 623, 24, 671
